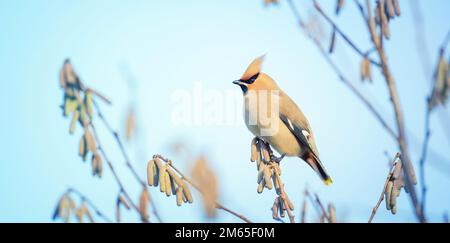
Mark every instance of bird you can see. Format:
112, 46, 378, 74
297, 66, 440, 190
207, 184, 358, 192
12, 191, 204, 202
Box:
233, 55, 332, 185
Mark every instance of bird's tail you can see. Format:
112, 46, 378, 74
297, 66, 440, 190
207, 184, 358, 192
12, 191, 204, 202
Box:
305, 153, 333, 186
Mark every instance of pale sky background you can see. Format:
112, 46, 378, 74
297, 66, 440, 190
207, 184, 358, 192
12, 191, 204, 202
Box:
0, 0, 449, 223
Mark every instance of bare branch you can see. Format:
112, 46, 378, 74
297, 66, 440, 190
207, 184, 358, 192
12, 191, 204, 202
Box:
363, 0, 425, 222
92, 100, 162, 223
368, 153, 400, 223
66, 188, 113, 223
286, 0, 397, 139
313, 0, 381, 67
153, 155, 253, 223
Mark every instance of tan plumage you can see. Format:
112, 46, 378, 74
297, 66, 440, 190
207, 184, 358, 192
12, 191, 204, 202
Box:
233, 55, 332, 185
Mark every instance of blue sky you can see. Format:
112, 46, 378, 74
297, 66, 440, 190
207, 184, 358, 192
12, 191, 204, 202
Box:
0, 0, 449, 223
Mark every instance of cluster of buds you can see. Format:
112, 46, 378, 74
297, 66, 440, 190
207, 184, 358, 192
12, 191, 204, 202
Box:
147, 156, 193, 207
250, 137, 295, 222
53, 192, 94, 223
360, 55, 373, 82
59, 60, 102, 177
429, 52, 450, 110
374, 0, 401, 40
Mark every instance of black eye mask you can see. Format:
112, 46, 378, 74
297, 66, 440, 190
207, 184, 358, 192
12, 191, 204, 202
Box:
243, 73, 260, 84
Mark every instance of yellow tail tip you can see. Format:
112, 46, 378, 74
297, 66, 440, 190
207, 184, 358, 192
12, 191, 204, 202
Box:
324, 178, 333, 186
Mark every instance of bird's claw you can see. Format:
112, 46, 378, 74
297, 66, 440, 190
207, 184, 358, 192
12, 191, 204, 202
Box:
270, 154, 286, 163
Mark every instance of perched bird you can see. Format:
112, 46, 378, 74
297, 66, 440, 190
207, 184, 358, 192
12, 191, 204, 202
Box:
233, 55, 332, 185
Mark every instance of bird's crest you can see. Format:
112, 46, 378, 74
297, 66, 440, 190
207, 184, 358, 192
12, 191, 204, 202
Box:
241, 54, 266, 81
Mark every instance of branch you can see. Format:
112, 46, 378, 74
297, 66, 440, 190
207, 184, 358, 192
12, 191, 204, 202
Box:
363, 0, 425, 222
286, 0, 397, 139
67, 187, 113, 223
368, 153, 400, 223
89, 121, 150, 222
93, 101, 162, 223
304, 189, 331, 223
313, 0, 381, 67
153, 155, 253, 223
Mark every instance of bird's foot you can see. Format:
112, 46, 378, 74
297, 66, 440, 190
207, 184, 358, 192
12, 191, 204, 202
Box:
270, 154, 286, 164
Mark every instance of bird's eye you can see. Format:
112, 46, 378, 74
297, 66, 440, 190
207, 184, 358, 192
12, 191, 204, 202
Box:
248, 73, 260, 84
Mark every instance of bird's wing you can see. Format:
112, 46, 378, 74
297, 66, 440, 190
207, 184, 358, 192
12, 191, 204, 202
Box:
278, 91, 320, 157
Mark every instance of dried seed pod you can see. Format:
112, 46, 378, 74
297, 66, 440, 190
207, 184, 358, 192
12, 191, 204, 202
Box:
182, 192, 188, 203
250, 138, 258, 162
170, 174, 177, 195
272, 198, 280, 220
69, 110, 79, 134
263, 166, 273, 190
393, 0, 400, 16
84, 91, 93, 118
164, 171, 172, 197
361, 57, 368, 81
390, 185, 399, 214
329, 28, 336, 54
392, 159, 402, 180
124, 108, 136, 142
97, 155, 103, 177
261, 144, 271, 162
153, 158, 163, 187
166, 168, 183, 187
369, 16, 379, 45
91, 153, 102, 177
278, 197, 286, 218
375, 4, 381, 25
272, 173, 281, 194
379, 0, 390, 39
386, 0, 395, 19
147, 159, 155, 186
75, 206, 85, 223
181, 183, 193, 203
285, 196, 295, 211
139, 188, 149, 219
385, 181, 393, 210
159, 165, 167, 193
328, 203, 337, 223
64, 98, 78, 117
176, 188, 183, 206
257, 163, 266, 184
366, 58, 373, 82
335, 0, 345, 15
79, 135, 87, 161
84, 128, 96, 153
257, 180, 265, 194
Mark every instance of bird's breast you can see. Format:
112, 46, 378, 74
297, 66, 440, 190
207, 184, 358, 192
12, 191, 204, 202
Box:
243, 94, 303, 157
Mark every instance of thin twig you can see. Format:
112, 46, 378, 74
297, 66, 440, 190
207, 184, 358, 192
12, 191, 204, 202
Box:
314, 193, 331, 223
304, 189, 330, 223
418, 108, 431, 216
417, 27, 450, 217
362, 0, 425, 222
286, 0, 397, 139
301, 195, 307, 223
93, 101, 162, 223
67, 187, 113, 223
313, 0, 381, 67
89, 121, 150, 222
368, 153, 400, 223
154, 154, 253, 223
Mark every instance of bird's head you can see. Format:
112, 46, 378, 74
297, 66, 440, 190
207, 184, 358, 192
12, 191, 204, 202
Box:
233, 55, 277, 94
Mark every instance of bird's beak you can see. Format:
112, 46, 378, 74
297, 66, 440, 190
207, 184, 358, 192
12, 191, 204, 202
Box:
232, 80, 245, 86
